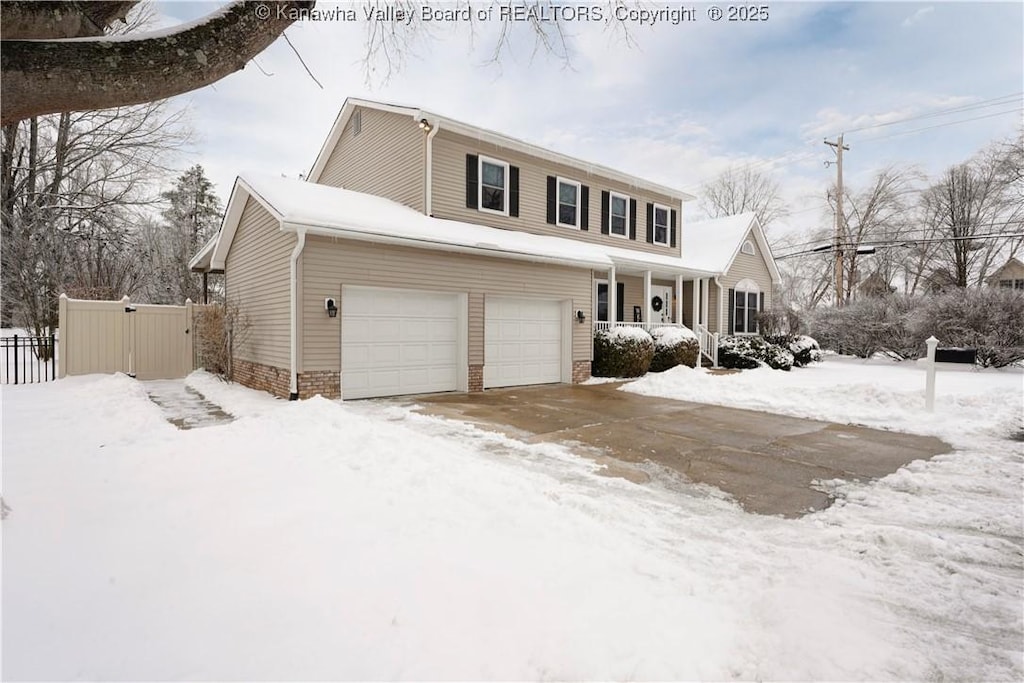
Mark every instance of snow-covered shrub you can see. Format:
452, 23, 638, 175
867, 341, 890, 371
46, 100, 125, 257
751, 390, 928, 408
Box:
758, 308, 804, 347
809, 289, 1023, 366
916, 288, 1024, 368
788, 335, 823, 367
648, 326, 700, 372
718, 335, 794, 371
807, 295, 921, 359
593, 326, 654, 377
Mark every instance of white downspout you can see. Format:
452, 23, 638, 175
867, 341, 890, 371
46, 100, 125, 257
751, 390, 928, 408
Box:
424, 120, 439, 216
289, 229, 307, 400
713, 276, 724, 335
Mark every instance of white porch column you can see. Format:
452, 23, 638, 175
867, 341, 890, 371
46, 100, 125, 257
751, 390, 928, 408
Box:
608, 266, 617, 324
643, 271, 652, 324
701, 278, 710, 330
676, 274, 684, 325
691, 278, 700, 327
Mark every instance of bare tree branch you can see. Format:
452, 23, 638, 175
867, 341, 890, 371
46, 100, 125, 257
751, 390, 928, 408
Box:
1, 0, 314, 125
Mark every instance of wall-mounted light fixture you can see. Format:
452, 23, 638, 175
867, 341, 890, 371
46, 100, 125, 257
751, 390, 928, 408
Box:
418, 118, 433, 133
325, 297, 338, 318
575, 309, 586, 324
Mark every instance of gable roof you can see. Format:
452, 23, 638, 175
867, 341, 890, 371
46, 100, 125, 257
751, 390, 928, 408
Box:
681, 212, 781, 283
199, 174, 719, 278
307, 97, 696, 203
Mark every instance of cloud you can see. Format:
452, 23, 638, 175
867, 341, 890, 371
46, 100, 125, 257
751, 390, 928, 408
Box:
902, 6, 934, 27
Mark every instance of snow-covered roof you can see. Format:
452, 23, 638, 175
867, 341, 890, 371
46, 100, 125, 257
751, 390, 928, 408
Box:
682, 213, 781, 283
308, 97, 696, 203
209, 174, 620, 271
203, 175, 723, 277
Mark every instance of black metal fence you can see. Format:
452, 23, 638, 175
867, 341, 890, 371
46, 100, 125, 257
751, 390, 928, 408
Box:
1, 334, 57, 384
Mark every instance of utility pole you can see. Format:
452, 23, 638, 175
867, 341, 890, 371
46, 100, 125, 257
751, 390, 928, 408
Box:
825, 135, 849, 307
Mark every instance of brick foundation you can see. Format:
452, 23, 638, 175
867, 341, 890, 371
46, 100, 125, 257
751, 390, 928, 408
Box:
572, 360, 591, 384
233, 360, 341, 400
297, 370, 341, 399
233, 358, 292, 399
468, 364, 484, 392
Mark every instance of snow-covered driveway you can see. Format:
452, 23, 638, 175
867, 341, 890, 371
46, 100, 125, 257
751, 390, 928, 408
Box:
2, 360, 1021, 680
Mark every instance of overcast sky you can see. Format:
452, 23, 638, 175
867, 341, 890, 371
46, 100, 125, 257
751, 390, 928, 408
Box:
155, 1, 1023, 237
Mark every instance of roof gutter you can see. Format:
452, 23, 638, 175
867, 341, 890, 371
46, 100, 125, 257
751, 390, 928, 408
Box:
288, 229, 306, 400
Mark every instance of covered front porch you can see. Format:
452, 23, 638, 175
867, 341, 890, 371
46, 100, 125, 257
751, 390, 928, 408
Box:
592, 261, 720, 366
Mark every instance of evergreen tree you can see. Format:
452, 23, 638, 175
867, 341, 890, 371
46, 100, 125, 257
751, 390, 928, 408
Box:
142, 165, 222, 304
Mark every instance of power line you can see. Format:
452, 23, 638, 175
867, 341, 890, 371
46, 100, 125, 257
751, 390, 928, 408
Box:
853, 107, 1023, 145
776, 230, 1024, 259
838, 91, 1024, 136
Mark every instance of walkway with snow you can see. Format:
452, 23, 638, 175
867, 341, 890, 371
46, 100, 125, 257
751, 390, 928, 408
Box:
145, 380, 233, 430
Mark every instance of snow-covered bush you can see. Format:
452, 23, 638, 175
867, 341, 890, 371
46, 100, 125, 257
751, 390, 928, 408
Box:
593, 326, 654, 377
788, 335, 823, 367
917, 288, 1024, 368
758, 308, 804, 346
648, 326, 700, 372
809, 289, 1024, 366
718, 335, 794, 371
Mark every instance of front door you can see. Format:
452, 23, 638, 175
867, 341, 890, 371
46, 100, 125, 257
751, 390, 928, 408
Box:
651, 285, 673, 324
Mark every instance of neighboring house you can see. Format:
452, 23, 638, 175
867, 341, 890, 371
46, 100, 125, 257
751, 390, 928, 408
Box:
679, 213, 781, 336
191, 98, 781, 400
986, 257, 1024, 290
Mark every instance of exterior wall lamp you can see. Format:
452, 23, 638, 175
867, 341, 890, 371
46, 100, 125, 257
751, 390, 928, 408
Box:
325, 297, 338, 318
575, 309, 586, 323
418, 118, 433, 133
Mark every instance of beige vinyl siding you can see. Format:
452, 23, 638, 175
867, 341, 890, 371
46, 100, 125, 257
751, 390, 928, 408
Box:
224, 198, 293, 369
431, 129, 682, 257
719, 229, 775, 311
317, 107, 425, 212
681, 280, 694, 328
300, 236, 592, 371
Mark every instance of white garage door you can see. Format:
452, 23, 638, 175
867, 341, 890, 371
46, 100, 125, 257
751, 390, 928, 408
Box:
342, 287, 460, 399
484, 297, 563, 389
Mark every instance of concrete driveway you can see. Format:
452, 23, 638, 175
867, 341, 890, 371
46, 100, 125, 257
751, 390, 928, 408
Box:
411, 382, 951, 517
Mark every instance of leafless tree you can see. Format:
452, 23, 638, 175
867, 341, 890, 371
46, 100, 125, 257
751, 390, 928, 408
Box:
699, 167, 789, 231
832, 167, 921, 302
1, 102, 190, 333
920, 139, 1023, 289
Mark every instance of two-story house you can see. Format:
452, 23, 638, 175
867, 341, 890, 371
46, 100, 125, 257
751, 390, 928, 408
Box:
190, 98, 780, 400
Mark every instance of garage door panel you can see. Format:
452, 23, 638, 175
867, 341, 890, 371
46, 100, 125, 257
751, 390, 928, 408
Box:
484, 297, 563, 389
343, 288, 461, 399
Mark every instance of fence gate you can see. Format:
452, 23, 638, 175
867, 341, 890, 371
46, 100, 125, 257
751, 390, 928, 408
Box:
58, 294, 195, 380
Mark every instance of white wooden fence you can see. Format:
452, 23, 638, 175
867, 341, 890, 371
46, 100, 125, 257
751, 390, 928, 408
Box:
58, 294, 196, 380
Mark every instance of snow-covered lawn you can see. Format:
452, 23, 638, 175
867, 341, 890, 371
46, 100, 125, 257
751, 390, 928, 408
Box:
2, 357, 1022, 680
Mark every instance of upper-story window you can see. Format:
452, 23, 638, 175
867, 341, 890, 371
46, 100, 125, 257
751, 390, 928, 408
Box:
609, 192, 629, 238
546, 176, 589, 230
479, 156, 509, 214
741, 240, 755, 255
558, 178, 580, 228
466, 154, 519, 217
653, 204, 670, 245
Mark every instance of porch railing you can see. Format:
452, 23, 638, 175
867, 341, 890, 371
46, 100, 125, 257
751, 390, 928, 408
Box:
695, 323, 719, 368
592, 321, 681, 333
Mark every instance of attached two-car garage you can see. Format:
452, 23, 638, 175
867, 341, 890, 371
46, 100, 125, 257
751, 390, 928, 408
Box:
341, 287, 566, 399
